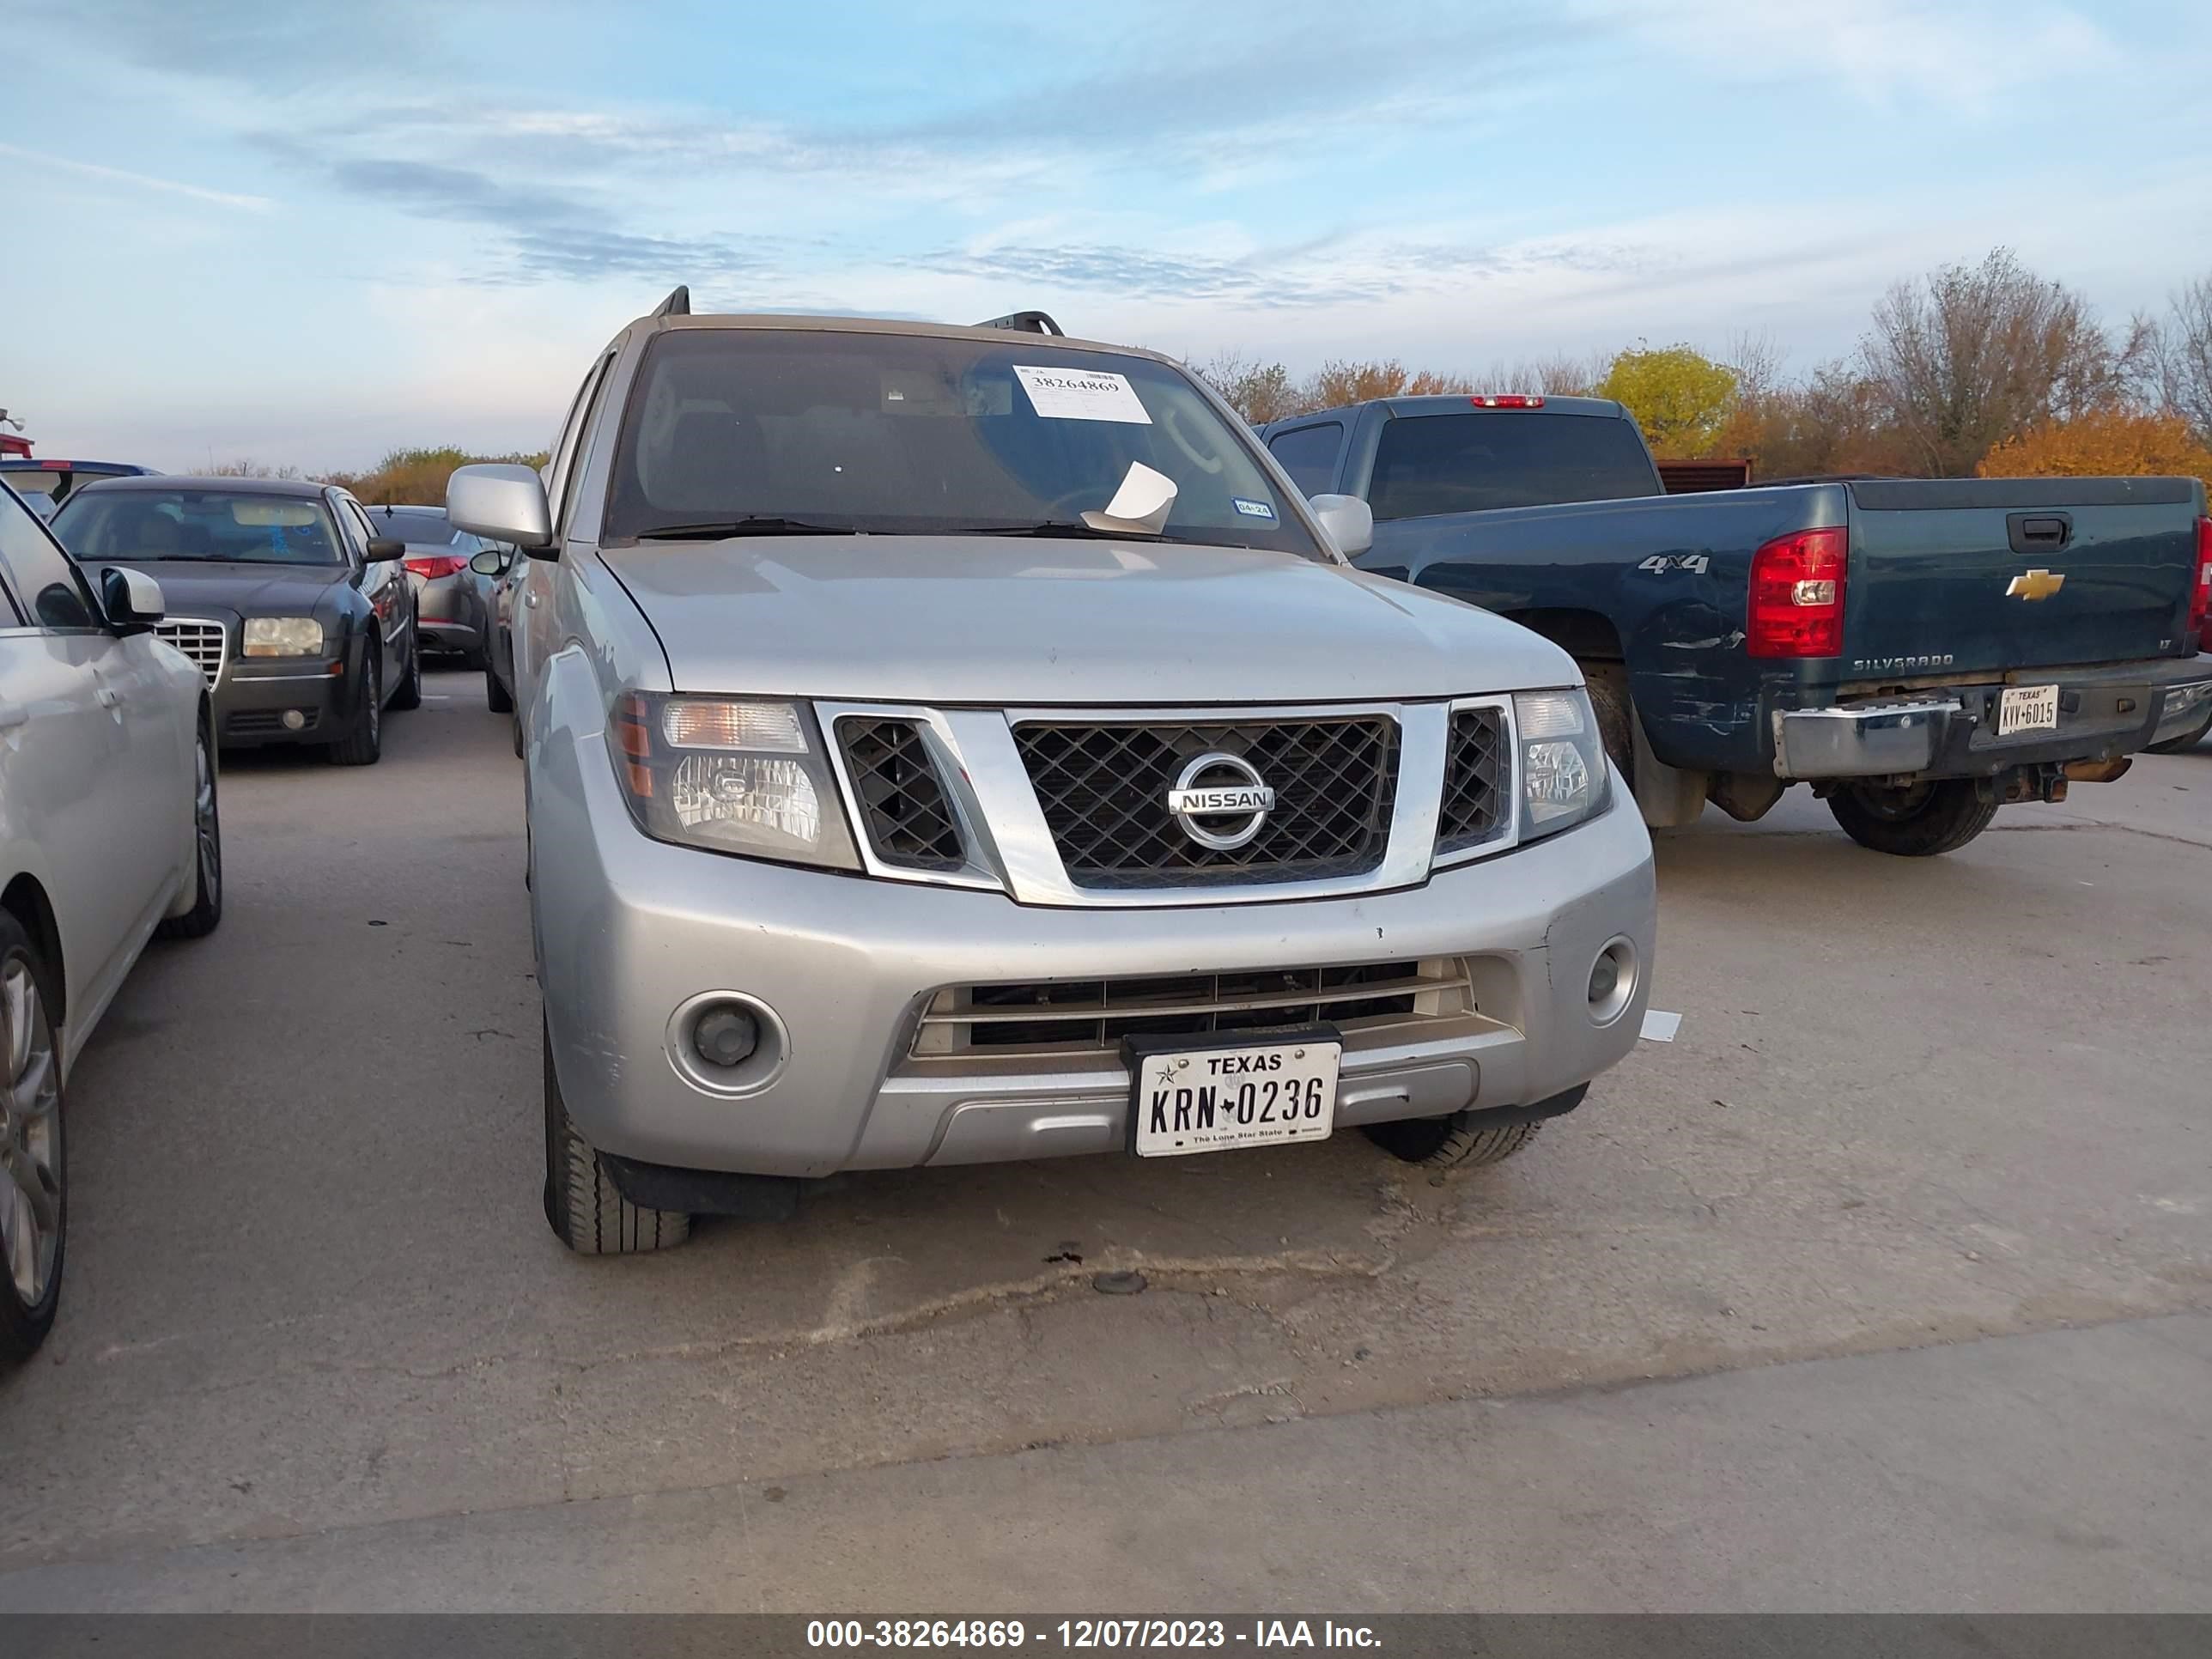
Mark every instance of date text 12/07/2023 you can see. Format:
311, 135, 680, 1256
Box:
805, 1620, 1383, 1649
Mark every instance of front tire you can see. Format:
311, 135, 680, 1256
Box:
156, 714, 223, 940
0, 915, 66, 1363
387, 618, 423, 712
328, 650, 383, 766
1364, 1111, 1542, 1170
542, 1022, 691, 1255
1827, 778, 1997, 856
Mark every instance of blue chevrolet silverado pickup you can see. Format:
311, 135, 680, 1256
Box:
1261, 395, 2212, 854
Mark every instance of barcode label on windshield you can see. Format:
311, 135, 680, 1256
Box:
1013, 366, 1152, 425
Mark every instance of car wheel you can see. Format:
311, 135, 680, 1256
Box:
328, 651, 383, 766
156, 713, 223, 940
1584, 670, 1634, 792
2145, 711, 2211, 755
542, 1020, 691, 1255
1363, 1112, 1542, 1170
0, 914, 66, 1363
1827, 777, 1997, 856
486, 656, 514, 714
388, 619, 423, 712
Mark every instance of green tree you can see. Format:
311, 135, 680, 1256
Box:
1597, 343, 1739, 456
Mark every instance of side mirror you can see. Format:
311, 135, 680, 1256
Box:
468, 548, 508, 576
1308, 493, 1374, 559
448, 464, 553, 551
100, 566, 165, 634
365, 537, 406, 561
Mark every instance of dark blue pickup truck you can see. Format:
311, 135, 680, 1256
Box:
1261, 395, 2212, 854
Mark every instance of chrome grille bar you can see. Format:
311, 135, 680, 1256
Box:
154, 618, 227, 690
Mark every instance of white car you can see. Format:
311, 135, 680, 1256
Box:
0, 479, 222, 1360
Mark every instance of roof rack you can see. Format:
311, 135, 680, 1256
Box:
651, 285, 690, 319
975, 310, 1063, 336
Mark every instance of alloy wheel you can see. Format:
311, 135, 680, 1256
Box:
0, 957, 61, 1310
194, 732, 221, 908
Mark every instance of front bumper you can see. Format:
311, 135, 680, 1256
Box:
534, 738, 1657, 1180
1775, 657, 2212, 780
214, 658, 350, 746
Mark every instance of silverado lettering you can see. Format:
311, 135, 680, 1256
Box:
1853, 654, 1957, 673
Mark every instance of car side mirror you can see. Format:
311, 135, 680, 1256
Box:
468, 548, 508, 576
100, 565, 165, 634
365, 537, 406, 560
448, 464, 554, 551
1307, 493, 1374, 558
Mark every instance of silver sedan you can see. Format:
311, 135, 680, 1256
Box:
0, 480, 222, 1360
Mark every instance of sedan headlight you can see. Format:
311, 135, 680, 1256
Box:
241, 617, 326, 658
608, 691, 860, 870
1513, 687, 1610, 840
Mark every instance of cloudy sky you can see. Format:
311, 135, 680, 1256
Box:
6, 0, 2209, 472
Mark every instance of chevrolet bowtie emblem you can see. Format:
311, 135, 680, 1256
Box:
2006, 568, 2065, 601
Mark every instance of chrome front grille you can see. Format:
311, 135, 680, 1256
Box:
1012, 716, 1399, 888
912, 958, 1473, 1058
1437, 706, 1510, 851
836, 717, 965, 872
155, 618, 227, 689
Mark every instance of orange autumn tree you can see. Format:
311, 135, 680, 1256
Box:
1978, 409, 2212, 490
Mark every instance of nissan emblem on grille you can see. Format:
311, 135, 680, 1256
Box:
1165, 752, 1275, 850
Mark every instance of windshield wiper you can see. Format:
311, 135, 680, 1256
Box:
637, 518, 859, 539
951, 520, 1174, 542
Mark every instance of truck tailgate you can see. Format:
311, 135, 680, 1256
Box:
1844, 477, 2204, 679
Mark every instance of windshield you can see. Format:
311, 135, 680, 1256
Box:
604, 329, 1323, 556
1366, 413, 1662, 520
52, 489, 346, 564
0, 469, 61, 499
374, 507, 461, 547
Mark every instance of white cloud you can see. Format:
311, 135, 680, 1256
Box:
1594, 0, 2123, 113
0, 142, 271, 210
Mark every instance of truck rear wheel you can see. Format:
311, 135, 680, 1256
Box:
1827, 778, 1997, 856
1583, 672, 1634, 790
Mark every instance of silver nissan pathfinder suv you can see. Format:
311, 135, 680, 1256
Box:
449, 293, 1656, 1255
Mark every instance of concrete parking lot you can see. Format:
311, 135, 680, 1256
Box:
1, 674, 2207, 1610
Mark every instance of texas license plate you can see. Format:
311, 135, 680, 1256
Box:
1127, 1031, 1340, 1158
1998, 684, 2060, 736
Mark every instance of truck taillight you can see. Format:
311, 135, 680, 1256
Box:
1471, 395, 1543, 409
1747, 526, 1848, 659
2191, 515, 2211, 646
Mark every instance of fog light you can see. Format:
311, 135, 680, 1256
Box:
694, 1006, 758, 1068
665, 992, 787, 1097
281, 708, 306, 731
1588, 937, 1637, 1027
1589, 955, 1619, 1004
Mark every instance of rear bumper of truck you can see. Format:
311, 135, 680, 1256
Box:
1773, 657, 2212, 780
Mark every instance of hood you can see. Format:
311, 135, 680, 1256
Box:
598, 537, 1577, 705
95, 559, 349, 618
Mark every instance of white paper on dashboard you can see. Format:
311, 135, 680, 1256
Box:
1013, 365, 1152, 424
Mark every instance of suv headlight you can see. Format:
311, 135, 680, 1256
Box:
1513, 687, 1610, 840
241, 617, 325, 658
608, 691, 860, 870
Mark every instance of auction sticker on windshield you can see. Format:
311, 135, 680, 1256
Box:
1127, 1031, 1340, 1158
1014, 365, 1152, 424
